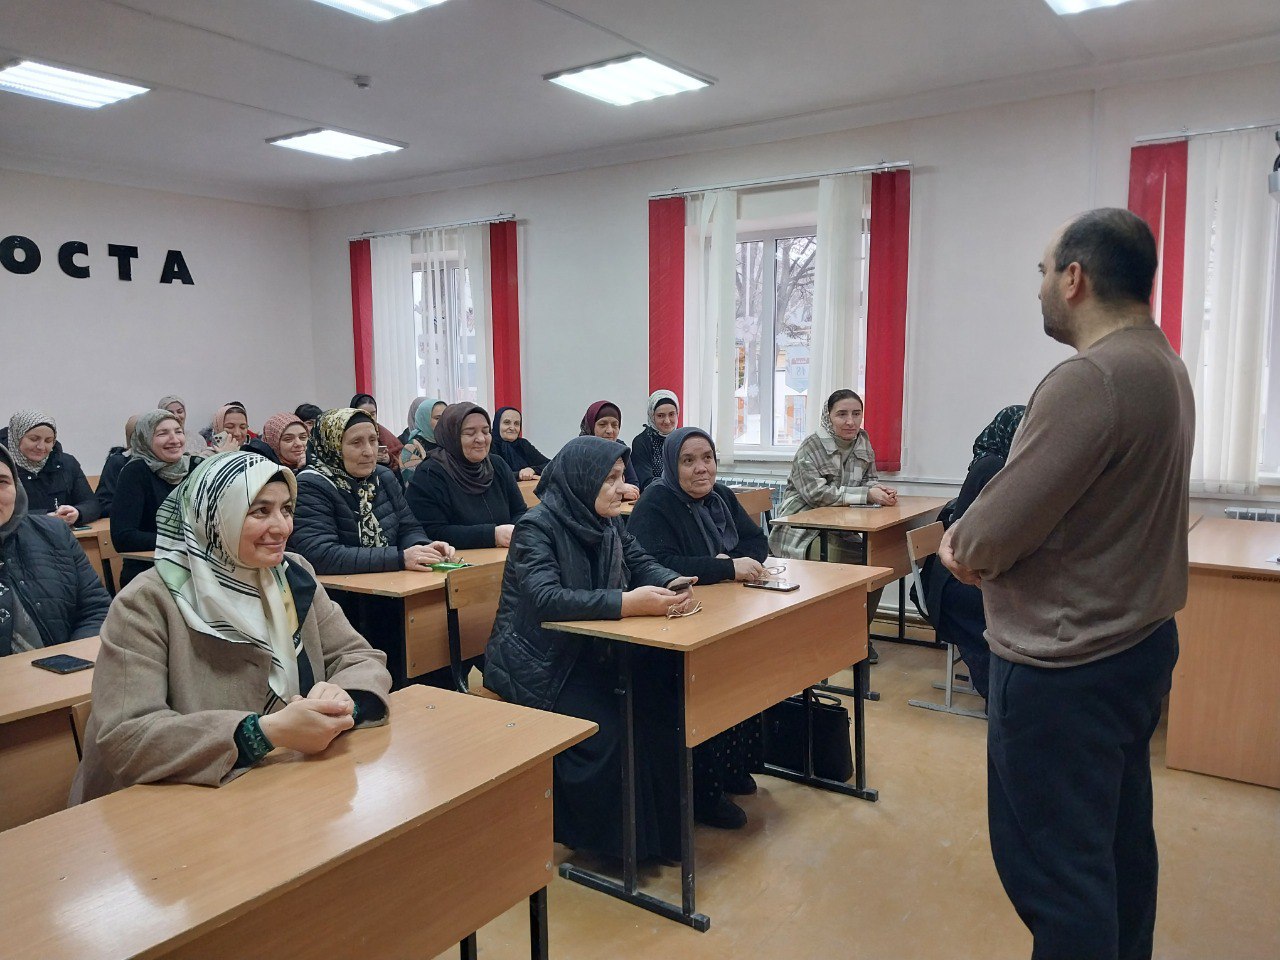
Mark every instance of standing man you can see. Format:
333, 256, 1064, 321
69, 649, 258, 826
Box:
940, 208, 1194, 960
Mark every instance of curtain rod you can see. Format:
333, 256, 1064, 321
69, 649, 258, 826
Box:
648, 161, 912, 199
349, 214, 514, 241
1135, 119, 1280, 145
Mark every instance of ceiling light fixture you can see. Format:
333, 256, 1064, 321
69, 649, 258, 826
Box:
0, 60, 148, 109
546, 54, 710, 107
310, 0, 449, 22
1043, 0, 1133, 14
268, 128, 405, 160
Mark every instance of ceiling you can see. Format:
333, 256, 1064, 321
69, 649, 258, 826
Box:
1, 0, 1278, 209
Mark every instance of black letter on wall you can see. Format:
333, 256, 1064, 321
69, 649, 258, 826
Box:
107, 243, 139, 281
0, 235, 41, 275
159, 249, 194, 285
58, 241, 91, 279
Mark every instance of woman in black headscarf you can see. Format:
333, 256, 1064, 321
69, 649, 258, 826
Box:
579, 400, 641, 497
406, 403, 527, 549
485, 437, 695, 861
491, 406, 551, 480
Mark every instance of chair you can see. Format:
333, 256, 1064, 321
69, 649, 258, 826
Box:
70, 700, 93, 760
444, 564, 505, 695
904, 522, 986, 720
732, 486, 773, 528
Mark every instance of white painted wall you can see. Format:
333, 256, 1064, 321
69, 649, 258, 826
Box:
308, 60, 1280, 489
0, 169, 316, 470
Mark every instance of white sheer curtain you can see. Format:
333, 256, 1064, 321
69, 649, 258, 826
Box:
369, 234, 416, 433
808, 174, 867, 435
1180, 128, 1279, 494
459, 224, 495, 412
683, 189, 738, 463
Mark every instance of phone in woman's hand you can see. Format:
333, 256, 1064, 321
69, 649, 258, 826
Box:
667, 576, 697, 591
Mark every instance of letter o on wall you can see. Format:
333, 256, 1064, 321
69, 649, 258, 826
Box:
0, 235, 41, 275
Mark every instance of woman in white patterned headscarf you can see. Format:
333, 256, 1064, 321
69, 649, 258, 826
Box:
69, 451, 392, 804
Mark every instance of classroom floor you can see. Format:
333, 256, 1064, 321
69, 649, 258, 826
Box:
439, 640, 1280, 960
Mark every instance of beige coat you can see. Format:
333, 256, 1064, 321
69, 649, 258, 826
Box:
69, 554, 391, 804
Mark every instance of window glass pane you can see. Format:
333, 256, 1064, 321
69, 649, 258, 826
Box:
735, 240, 765, 443
774, 235, 816, 446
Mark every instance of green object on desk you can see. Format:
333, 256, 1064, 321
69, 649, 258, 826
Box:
430, 561, 472, 571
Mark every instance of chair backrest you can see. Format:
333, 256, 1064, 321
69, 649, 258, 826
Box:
445, 562, 505, 612
904, 522, 945, 620
733, 487, 773, 524
86, 474, 100, 492
70, 700, 93, 760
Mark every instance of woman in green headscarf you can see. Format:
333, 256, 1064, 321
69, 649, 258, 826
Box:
399, 397, 446, 483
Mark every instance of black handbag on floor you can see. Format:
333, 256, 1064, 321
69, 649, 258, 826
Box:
761, 690, 854, 783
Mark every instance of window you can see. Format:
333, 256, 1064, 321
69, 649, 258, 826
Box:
1258, 206, 1280, 480
412, 250, 478, 403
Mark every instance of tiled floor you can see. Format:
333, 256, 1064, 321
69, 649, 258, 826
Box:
439, 641, 1280, 959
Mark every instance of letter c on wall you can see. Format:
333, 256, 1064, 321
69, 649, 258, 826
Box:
58, 241, 90, 279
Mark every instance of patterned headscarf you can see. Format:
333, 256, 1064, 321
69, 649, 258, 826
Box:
130, 410, 195, 484
262, 412, 306, 469
640, 390, 679, 479
579, 400, 622, 437
534, 437, 631, 591
306, 409, 388, 548
155, 452, 303, 706
429, 403, 495, 495
6, 409, 56, 474
413, 397, 446, 445
971, 405, 1027, 466
657, 427, 738, 555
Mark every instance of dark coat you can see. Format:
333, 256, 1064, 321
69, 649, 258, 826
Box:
1, 514, 111, 654
630, 429, 665, 490
240, 437, 280, 465
484, 505, 679, 711
110, 458, 187, 554
405, 455, 527, 550
95, 448, 128, 518
288, 466, 427, 574
11, 443, 100, 523
626, 481, 769, 585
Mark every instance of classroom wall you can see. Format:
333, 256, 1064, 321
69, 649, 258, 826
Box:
0, 169, 316, 468
307, 60, 1280, 487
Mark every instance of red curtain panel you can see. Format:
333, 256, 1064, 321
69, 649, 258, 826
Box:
1127, 141, 1188, 353
489, 220, 523, 410
648, 197, 686, 416
348, 239, 374, 395
865, 170, 911, 472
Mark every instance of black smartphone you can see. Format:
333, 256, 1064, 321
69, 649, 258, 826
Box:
31, 654, 95, 674
72, 524, 92, 531
667, 576, 697, 591
744, 579, 800, 593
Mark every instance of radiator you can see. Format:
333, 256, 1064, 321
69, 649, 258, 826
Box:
1224, 507, 1280, 522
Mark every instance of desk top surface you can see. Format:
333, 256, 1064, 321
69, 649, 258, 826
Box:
768, 496, 949, 533
316, 547, 509, 598
1187, 517, 1280, 577
0, 636, 100, 725
72, 518, 110, 541
544, 558, 889, 651
0, 686, 595, 960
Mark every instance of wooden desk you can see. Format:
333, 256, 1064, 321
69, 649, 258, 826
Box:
317, 548, 508, 686
518, 478, 540, 508
0, 636, 100, 830
0, 686, 596, 960
72, 519, 110, 589
1168, 517, 1280, 788
546, 559, 890, 930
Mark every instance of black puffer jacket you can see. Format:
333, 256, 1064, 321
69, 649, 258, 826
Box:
626, 481, 769, 585
484, 505, 679, 710
1, 515, 111, 655
8, 440, 100, 523
288, 466, 427, 574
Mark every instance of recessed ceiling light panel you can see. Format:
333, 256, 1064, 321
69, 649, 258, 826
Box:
268, 128, 405, 160
310, 0, 449, 22
546, 54, 710, 107
0, 60, 148, 109
1043, 0, 1133, 14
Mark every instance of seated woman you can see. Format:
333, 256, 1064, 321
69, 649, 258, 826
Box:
95, 413, 139, 518
399, 397, 445, 483
491, 406, 551, 481
485, 437, 697, 860
69, 452, 392, 804
246, 412, 308, 473
627, 426, 770, 827
1, 445, 111, 657
768, 389, 898, 657
579, 400, 640, 499
295, 403, 323, 436
350, 394, 404, 477
111, 409, 200, 587
289, 408, 452, 575
5, 410, 101, 525
630, 390, 680, 490
207, 403, 251, 454
399, 397, 426, 445
158, 395, 213, 455
406, 403, 528, 549
917, 405, 1025, 701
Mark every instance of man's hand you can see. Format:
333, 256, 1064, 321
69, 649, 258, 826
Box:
939, 525, 982, 587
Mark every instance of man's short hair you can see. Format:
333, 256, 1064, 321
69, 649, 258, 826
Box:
1053, 208, 1157, 305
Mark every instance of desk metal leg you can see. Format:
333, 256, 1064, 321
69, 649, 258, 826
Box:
762, 679, 879, 802
529, 888, 548, 960
870, 578, 945, 650
459, 933, 477, 960
557, 646, 711, 931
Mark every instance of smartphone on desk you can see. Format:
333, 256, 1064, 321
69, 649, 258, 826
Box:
32, 654, 95, 674
667, 576, 697, 591
744, 579, 800, 593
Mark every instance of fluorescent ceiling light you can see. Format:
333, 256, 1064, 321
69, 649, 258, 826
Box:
310, 0, 449, 21
1043, 0, 1133, 14
546, 54, 710, 107
268, 128, 405, 160
0, 60, 148, 109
